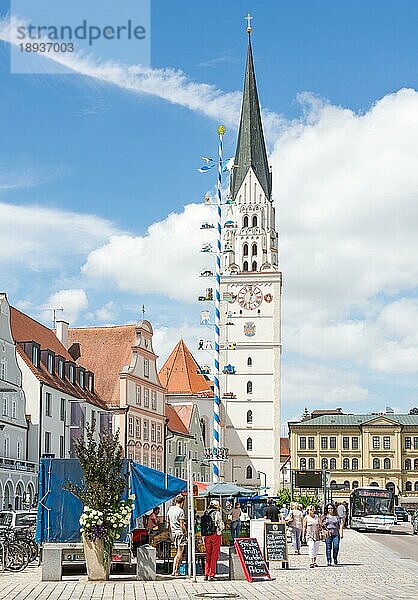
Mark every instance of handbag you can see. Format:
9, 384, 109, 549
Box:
320, 527, 330, 541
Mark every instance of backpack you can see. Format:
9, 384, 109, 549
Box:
201, 510, 216, 536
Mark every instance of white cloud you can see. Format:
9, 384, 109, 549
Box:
0, 16, 282, 141
274, 89, 418, 374
283, 363, 370, 406
0, 201, 118, 270
94, 301, 117, 323
41, 289, 88, 324
82, 203, 215, 303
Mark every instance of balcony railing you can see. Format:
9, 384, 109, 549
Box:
0, 457, 38, 473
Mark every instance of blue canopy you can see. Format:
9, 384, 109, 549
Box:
130, 463, 187, 522
36, 458, 187, 543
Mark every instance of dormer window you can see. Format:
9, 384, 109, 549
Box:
77, 368, 85, 388
86, 372, 94, 392
31, 344, 40, 368
47, 353, 54, 375
58, 359, 64, 378
66, 362, 76, 383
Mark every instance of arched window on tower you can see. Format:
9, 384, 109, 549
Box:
246, 465, 253, 479
252, 261, 257, 272
252, 215, 257, 228
247, 357, 252, 367
247, 437, 253, 451
252, 243, 257, 256
247, 381, 253, 394
246, 410, 253, 424
243, 215, 249, 228
243, 261, 249, 272
243, 243, 248, 256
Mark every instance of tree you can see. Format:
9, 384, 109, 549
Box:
409, 407, 418, 415
64, 422, 133, 567
65, 422, 127, 512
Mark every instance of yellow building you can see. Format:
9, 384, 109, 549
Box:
288, 409, 418, 507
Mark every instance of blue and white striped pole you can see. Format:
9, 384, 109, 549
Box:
213, 124, 225, 482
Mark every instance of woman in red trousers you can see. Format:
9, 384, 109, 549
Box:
201, 500, 225, 581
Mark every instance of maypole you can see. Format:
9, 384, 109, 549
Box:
213, 124, 225, 482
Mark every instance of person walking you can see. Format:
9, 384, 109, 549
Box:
264, 498, 280, 521
230, 501, 242, 541
336, 502, 347, 528
302, 506, 321, 568
286, 502, 304, 554
167, 494, 187, 577
201, 500, 224, 581
322, 503, 344, 566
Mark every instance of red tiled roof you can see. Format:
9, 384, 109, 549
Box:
10, 307, 107, 410
280, 437, 290, 457
68, 325, 136, 407
165, 403, 190, 436
173, 404, 193, 430
10, 306, 73, 360
159, 340, 212, 395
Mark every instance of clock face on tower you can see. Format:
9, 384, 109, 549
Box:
237, 285, 263, 310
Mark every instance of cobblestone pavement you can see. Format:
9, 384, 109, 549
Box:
1, 530, 417, 600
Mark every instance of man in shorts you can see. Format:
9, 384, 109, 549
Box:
167, 494, 187, 576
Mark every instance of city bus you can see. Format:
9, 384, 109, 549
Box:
349, 486, 395, 532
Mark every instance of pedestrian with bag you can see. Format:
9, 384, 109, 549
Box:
201, 500, 224, 581
229, 501, 242, 541
302, 505, 321, 567
322, 503, 344, 566
286, 502, 304, 554
167, 494, 187, 577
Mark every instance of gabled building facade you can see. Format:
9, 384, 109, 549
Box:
0, 293, 37, 509
10, 305, 109, 467
165, 403, 209, 482
68, 320, 166, 471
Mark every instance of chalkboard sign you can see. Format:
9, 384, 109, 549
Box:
265, 522, 288, 563
234, 538, 271, 582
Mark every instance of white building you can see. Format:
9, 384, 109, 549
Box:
10, 305, 109, 465
0, 293, 37, 509
220, 27, 282, 492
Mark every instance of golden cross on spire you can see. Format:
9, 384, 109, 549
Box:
245, 13, 253, 33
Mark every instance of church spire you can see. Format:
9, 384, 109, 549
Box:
231, 21, 271, 201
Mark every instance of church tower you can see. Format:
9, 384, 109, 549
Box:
220, 21, 282, 492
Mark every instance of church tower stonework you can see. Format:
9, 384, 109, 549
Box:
220, 25, 282, 492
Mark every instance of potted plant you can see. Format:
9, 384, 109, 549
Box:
65, 423, 134, 580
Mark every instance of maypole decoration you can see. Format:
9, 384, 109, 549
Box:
213, 124, 225, 482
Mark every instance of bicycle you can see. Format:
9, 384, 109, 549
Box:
0, 528, 30, 572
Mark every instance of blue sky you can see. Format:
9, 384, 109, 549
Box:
1, 1, 418, 423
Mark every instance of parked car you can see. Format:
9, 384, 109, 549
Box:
0, 510, 37, 536
394, 506, 409, 522
412, 510, 418, 534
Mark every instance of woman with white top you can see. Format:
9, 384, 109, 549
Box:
286, 502, 304, 554
302, 505, 321, 567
